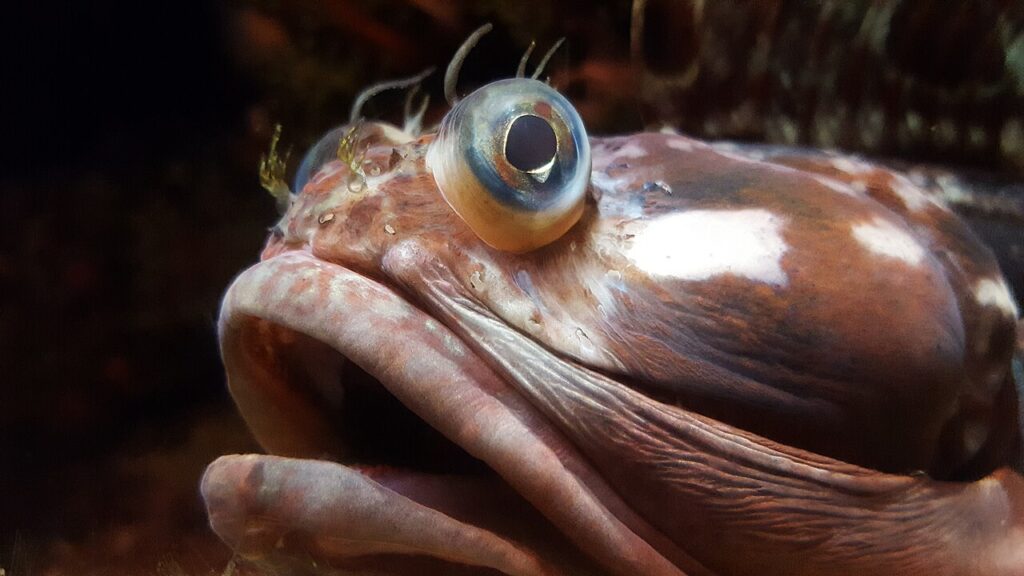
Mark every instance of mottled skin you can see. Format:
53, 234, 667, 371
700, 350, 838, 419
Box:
203, 120, 1023, 575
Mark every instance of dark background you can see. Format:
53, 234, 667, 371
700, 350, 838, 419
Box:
1, 1, 1021, 575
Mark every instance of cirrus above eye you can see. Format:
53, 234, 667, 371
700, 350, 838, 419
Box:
426, 78, 592, 253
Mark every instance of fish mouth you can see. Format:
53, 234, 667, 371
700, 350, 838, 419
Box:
201, 250, 686, 576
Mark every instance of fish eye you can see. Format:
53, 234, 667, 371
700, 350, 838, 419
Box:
427, 78, 591, 253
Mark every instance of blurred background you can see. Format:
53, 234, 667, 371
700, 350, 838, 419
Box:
1, 1, 1022, 574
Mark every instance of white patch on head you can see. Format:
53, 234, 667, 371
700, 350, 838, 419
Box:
889, 173, 934, 212
615, 142, 648, 159
592, 140, 653, 170
591, 170, 631, 195
851, 217, 926, 265
715, 150, 753, 164
627, 209, 789, 286
974, 277, 1020, 318
813, 175, 859, 197
831, 157, 874, 175
666, 137, 695, 152
713, 141, 761, 159
710, 145, 795, 173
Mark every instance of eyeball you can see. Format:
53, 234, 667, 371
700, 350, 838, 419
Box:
426, 78, 591, 253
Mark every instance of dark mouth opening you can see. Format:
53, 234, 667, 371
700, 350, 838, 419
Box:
217, 315, 612, 575
211, 253, 685, 576
262, 320, 493, 476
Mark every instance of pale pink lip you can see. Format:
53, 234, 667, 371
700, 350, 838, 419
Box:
205, 250, 686, 576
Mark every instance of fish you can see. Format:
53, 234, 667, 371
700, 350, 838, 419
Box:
201, 38, 1024, 575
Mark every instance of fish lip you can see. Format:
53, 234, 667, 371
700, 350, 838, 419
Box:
216, 249, 688, 576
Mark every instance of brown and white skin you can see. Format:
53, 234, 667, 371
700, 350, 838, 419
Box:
201, 75, 1024, 575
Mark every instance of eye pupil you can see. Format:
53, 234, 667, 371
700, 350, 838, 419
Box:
505, 114, 557, 172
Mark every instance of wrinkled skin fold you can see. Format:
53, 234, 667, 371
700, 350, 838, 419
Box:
203, 125, 1024, 575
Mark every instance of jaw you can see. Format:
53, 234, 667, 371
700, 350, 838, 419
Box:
202, 249, 687, 576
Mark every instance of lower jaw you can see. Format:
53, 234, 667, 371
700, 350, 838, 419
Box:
202, 453, 600, 576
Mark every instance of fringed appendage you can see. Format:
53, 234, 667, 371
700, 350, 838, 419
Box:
443, 23, 493, 106
259, 124, 293, 214
349, 67, 435, 126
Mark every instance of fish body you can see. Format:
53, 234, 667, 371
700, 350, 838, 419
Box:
203, 78, 1023, 575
